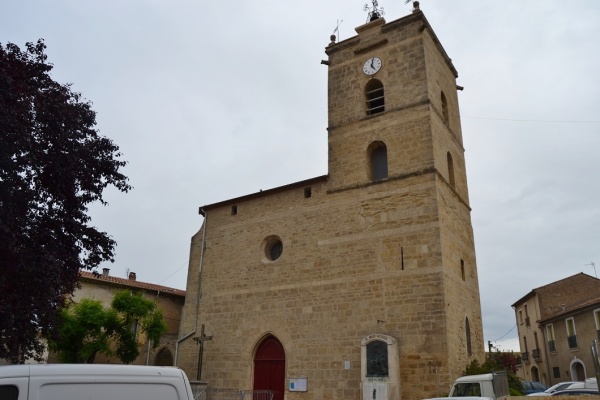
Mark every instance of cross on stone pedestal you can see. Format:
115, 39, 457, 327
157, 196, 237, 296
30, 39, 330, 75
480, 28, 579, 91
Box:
193, 324, 212, 381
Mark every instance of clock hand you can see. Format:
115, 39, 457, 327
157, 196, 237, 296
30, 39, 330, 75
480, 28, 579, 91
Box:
371, 58, 375, 69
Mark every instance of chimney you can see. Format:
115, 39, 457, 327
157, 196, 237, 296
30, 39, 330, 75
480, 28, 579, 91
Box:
102, 268, 110, 277
128, 272, 137, 281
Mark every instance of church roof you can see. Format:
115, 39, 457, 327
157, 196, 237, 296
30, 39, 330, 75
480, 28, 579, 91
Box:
199, 174, 328, 215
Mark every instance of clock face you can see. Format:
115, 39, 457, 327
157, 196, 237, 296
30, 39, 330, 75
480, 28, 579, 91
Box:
363, 57, 382, 75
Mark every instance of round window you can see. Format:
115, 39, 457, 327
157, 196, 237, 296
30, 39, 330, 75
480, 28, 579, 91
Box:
269, 240, 283, 261
263, 236, 284, 262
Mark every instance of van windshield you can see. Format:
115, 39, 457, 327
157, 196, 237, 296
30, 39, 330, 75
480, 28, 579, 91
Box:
452, 383, 482, 397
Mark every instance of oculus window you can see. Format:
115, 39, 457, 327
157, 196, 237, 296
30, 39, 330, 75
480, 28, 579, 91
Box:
262, 235, 284, 262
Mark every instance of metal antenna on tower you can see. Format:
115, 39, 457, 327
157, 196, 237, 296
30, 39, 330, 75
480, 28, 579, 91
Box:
586, 261, 597, 278
363, 0, 384, 23
332, 19, 343, 42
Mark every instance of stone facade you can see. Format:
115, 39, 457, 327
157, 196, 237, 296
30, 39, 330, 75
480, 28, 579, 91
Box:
512, 273, 600, 385
178, 7, 483, 400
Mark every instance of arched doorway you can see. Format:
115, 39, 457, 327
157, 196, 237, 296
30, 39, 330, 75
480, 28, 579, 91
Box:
531, 366, 540, 382
254, 335, 285, 400
571, 360, 585, 381
154, 347, 173, 366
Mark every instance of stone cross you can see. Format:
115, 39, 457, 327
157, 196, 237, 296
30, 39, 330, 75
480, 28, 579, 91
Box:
193, 324, 213, 380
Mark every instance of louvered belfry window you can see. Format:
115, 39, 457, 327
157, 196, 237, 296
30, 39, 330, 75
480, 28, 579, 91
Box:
365, 79, 385, 115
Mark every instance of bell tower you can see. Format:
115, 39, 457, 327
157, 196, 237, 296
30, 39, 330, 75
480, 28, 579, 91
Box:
323, 1, 484, 391
325, 1, 466, 197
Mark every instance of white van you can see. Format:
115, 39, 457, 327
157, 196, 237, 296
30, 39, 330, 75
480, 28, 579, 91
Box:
0, 364, 195, 400
447, 372, 509, 400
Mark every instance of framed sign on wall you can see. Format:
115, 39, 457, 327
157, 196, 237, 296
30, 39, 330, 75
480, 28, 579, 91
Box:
288, 378, 308, 392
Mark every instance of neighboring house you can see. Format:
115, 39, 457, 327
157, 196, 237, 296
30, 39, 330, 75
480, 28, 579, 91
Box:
512, 273, 600, 385
178, 4, 484, 400
48, 268, 185, 366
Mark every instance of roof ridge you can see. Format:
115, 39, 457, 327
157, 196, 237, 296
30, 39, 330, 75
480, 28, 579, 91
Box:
539, 294, 600, 323
79, 271, 185, 297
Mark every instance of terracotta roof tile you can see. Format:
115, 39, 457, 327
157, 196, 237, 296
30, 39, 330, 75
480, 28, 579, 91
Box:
79, 271, 186, 297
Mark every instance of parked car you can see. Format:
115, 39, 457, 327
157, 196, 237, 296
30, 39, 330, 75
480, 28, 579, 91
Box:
522, 381, 548, 395
528, 382, 579, 396
565, 379, 598, 390
584, 378, 598, 389
551, 388, 599, 396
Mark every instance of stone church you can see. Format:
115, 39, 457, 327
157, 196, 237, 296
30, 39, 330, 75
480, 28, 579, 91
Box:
178, 3, 484, 400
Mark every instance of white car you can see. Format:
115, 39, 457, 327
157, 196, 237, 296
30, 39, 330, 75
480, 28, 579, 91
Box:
528, 382, 579, 396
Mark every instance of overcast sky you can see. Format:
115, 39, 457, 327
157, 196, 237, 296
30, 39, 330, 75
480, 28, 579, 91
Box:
3, 1, 600, 354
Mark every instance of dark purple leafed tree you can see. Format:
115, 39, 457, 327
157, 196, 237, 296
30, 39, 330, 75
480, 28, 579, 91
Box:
0, 40, 131, 363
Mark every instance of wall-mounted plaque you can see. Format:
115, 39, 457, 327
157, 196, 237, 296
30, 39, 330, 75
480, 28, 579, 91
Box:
289, 377, 308, 392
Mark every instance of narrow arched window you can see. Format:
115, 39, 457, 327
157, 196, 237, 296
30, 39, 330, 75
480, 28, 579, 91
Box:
369, 141, 388, 181
441, 91, 449, 124
447, 151, 455, 189
466, 317, 472, 356
366, 79, 385, 115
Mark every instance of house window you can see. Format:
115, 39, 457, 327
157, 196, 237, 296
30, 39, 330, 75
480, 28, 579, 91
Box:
460, 259, 465, 281
524, 304, 530, 326
231, 205, 238, 215
365, 79, 385, 115
130, 320, 139, 338
546, 324, 556, 352
447, 151, 455, 188
441, 91, 449, 124
368, 141, 388, 181
566, 318, 577, 348
304, 187, 312, 198
522, 336, 529, 362
519, 309, 523, 324
533, 332, 540, 360
465, 317, 472, 356
553, 367, 560, 378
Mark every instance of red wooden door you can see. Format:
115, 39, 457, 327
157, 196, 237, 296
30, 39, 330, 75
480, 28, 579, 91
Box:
253, 336, 285, 400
